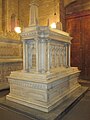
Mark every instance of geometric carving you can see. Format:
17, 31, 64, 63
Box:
0, 39, 23, 82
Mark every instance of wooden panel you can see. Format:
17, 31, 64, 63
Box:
66, 17, 81, 68
65, 0, 90, 15
66, 10, 90, 80
81, 15, 90, 79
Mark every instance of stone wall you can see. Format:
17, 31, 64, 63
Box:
0, 60, 22, 82
38, 0, 60, 26
0, 38, 23, 82
1, 0, 87, 33
19, 0, 30, 27
1, 0, 30, 36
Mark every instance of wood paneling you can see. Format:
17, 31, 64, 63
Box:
66, 10, 90, 80
81, 15, 90, 79
66, 17, 81, 67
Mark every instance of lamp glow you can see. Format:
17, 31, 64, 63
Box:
51, 22, 56, 29
14, 27, 21, 33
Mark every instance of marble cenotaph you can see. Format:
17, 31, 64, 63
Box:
7, 2, 82, 112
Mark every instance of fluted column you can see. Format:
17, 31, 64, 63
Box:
68, 44, 71, 67
28, 43, 32, 71
60, 47, 63, 66
35, 39, 39, 72
65, 44, 68, 67
63, 46, 66, 67
59, 47, 61, 66
47, 41, 50, 73
39, 39, 46, 73
26, 43, 29, 71
23, 40, 29, 72
55, 46, 57, 67
23, 40, 26, 72
49, 45, 53, 69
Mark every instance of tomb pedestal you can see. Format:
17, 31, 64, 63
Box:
7, 26, 82, 112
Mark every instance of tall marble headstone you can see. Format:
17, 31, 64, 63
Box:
7, 1, 83, 112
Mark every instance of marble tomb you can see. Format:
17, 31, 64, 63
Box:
7, 2, 82, 112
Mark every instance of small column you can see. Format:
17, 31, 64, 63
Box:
28, 43, 32, 71
59, 46, 61, 67
47, 41, 50, 73
68, 44, 71, 67
65, 44, 68, 67
26, 42, 29, 71
49, 45, 53, 69
57, 47, 60, 67
63, 46, 66, 67
40, 39, 46, 73
54, 46, 57, 67
60, 47, 63, 67
23, 40, 26, 72
35, 39, 39, 72
23, 40, 29, 72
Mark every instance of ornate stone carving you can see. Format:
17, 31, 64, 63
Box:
0, 39, 23, 82
21, 26, 72, 73
5, 31, 21, 40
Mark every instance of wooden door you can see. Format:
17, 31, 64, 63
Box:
66, 17, 81, 68
81, 15, 90, 79
66, 11, 90, 80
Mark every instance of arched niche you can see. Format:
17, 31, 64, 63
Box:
11, 14, 16, 32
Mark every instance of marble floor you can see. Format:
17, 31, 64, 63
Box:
0, 80, 90, 120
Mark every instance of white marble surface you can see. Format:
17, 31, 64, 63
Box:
7, 66, 81, 112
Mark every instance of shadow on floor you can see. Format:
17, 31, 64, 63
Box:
61, 90, 90, 120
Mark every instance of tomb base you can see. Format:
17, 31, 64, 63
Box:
7, 67, 82, 112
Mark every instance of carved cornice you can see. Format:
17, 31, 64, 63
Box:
21, 26, 72, 43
